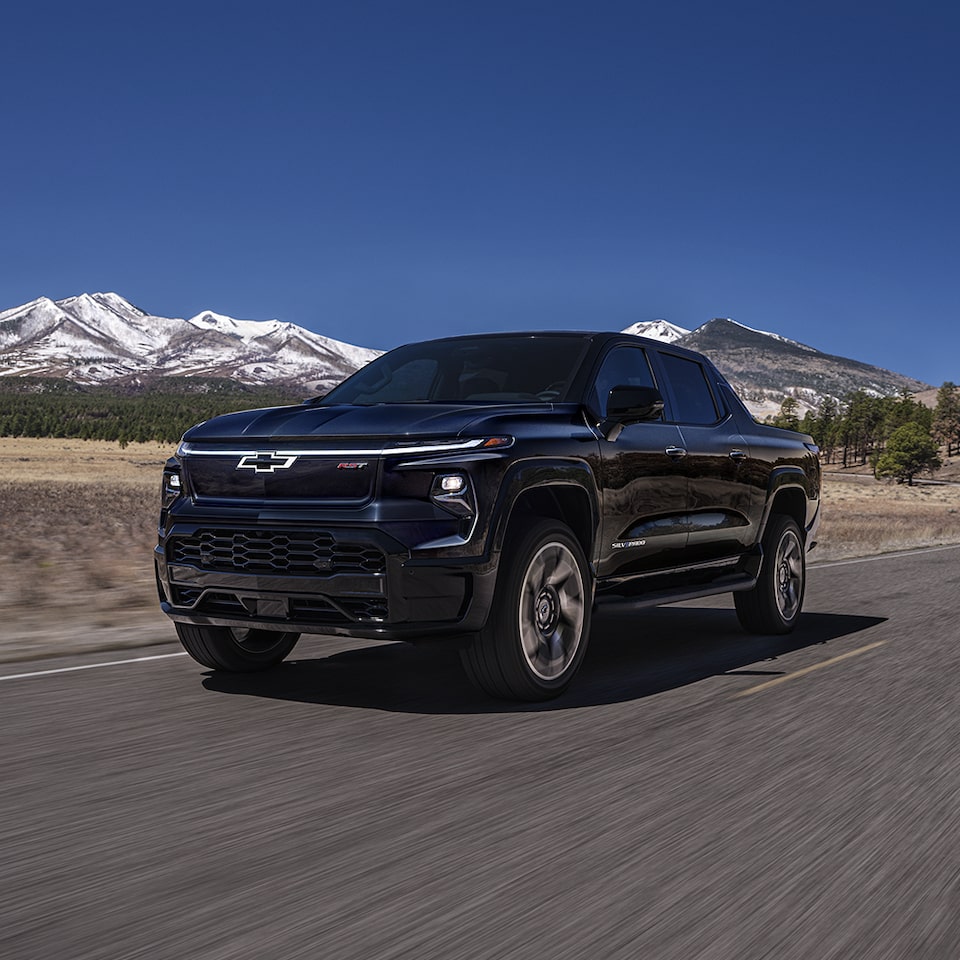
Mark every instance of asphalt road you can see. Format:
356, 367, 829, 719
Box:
3, 545, 960, 960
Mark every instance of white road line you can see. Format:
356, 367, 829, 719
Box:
0, 652, 188, 683
810, 543, 960, 569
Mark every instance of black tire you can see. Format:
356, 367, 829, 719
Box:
735, 515, 805, 635
460, 519, 592, 701
175, 623, 300, 672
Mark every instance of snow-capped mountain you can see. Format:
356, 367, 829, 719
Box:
622, 316, 930, 414
695, 317, 820, 352
0, 293, 931, 412
620, 319, 690, 343
0, 293, 380, 391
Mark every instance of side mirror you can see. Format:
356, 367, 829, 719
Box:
600, 385, 664, 440
607, 385, 664, 421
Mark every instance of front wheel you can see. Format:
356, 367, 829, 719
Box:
460, 519, 592, 701
175, 623, 300, 672
735, 515, 805, 634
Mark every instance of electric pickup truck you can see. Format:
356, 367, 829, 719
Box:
156, 331, 820, 700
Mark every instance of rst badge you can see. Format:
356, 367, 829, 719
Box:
337, 462, 368, 470
236, 452, 298, 473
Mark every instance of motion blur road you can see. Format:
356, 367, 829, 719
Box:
3, 545, 960, 960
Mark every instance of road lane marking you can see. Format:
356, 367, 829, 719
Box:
0, 652, 188, 682
732, 641, 887, 698
810, 543, 960, 569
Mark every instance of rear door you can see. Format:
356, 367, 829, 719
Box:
652, 351, 755, 564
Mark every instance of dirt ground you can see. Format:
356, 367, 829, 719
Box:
2, 437, 959, 663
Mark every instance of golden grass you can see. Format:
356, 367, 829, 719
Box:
814, 473, 960, 561
0, 436, 175, 483
1, 437, 959, 661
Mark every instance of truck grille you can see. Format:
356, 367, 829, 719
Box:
185, 454, 376, 502
168, 529, 386, 576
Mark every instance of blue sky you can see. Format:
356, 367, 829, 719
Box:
1, 1, 957, 385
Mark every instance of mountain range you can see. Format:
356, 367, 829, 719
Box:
625, 318, 930, 416
0, 293, 380, 394
0, 293, 932, 415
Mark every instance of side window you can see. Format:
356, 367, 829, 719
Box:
659, 354, 719, 424
591, 346, 657, 418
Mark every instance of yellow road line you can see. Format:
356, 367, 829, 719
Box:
732, 640, 888, 698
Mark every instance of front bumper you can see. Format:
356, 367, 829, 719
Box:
156, 520, 496, 641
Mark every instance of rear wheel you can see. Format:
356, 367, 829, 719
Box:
175, 623, 300, 672
735, 515, 805, 634
461, 519, 592, 701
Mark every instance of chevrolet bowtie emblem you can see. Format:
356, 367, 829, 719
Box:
236, 452, 298, 473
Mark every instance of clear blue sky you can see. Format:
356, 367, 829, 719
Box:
2, 1, 957, 385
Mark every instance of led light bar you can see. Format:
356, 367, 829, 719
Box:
178, 437, 514, 458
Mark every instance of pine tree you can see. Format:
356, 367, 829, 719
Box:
932, 382, 960, 457
874, 422, 942, 485
772, 396, 800, 431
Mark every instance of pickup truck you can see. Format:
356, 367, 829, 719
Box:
156, 331, 820, 701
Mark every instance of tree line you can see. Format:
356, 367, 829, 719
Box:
3, 376, 958, 484
0, 378, 304, 446
768, 382, 960, 484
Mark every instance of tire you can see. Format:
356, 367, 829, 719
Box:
175, 623, 300, 672
460, 519, 592, 701
735, 515, 805, 635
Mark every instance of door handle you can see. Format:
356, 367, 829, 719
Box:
729, 449, 748, 461
665, 446, 687, 459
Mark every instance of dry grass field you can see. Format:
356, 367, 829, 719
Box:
2, 437, 960, 662
0, 439, 176, 661
815, 471, 960, 560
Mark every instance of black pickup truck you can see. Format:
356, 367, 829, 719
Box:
156, 331, 820, 700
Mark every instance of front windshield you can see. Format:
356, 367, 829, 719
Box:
320, 335, 590, 405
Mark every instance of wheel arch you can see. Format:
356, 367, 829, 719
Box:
490, 460, 599, 564
762, 474, 810, 544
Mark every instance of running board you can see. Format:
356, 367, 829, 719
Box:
594, 571, 758, 612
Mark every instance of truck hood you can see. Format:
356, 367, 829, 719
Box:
181, 401, 556, 444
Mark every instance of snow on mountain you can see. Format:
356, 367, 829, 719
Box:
621, 316, 812, 350
0, 292, 381, 388
188, 310, 285, 339
56, 293, 172, 353
717, 318, 818, 352
621, 319, 691, 343
0, 296, 112, 348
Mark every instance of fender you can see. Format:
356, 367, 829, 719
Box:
758, 464, 817, 540
489, 457, 600, 562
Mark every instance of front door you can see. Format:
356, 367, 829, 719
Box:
591, 345, 689, 583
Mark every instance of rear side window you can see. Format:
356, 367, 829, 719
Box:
659, 354, 719, 424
